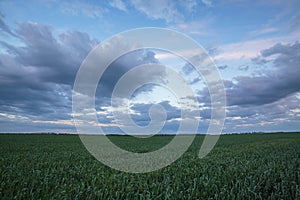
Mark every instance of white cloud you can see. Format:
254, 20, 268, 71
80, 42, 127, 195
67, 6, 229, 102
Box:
0, 113, 29, 120
201, 0, 212, 7
32, 119, 74, 126
60, 1, 106, 18
179, 0, 197, 12
250, 27, 278, 37
109, 0, 128, 12
130, 0, 183, 23
168, 17, 214, 36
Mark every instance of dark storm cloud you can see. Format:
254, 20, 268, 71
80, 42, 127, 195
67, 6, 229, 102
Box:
0, 19, 164, 132
0, 21, 98, 121
226, 41, 300, 106
10, 22, 98, 85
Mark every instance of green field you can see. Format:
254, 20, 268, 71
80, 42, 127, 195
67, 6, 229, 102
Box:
1, 133, 299, 199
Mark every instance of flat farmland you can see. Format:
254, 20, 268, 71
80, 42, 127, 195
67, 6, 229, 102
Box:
1, 133, 299, 199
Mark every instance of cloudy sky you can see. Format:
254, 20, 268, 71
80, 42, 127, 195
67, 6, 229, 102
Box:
0, 0, 299, 134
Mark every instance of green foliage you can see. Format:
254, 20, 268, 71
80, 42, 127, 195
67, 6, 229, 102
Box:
1, 133, 299, 199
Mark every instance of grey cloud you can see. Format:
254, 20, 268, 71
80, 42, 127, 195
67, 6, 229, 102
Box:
129, 101, 179, 123
260, 42, 300, 57
218, 65, 228, 70
196, 87, 211, 107
189, 77, 201, 85
0, 21, 97, 124
227, 75, 297, 106
180, 62, 206, 85
251, 56, 268, 65
226, 41, 300, 106
129, 101, 181, 130
225, 94, 300, 133
0, 19, 165, 133
198, 42, 300, 110
96, 49, 162, 99
5, 22, 98, 85
126, 100, 208, 133
182, 63, 194, 75
238, 65, 249, 71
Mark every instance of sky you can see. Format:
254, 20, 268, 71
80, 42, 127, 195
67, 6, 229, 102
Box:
0, 0, 299, 134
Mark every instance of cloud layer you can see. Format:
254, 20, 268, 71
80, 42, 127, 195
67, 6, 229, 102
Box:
0, 2, 299, 134
227, 42, 300, 106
